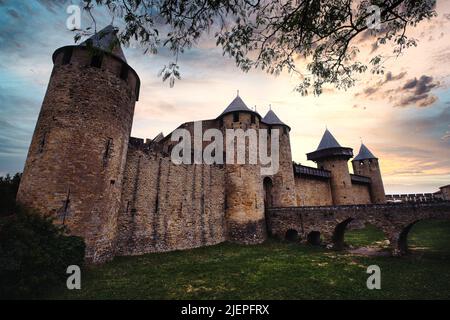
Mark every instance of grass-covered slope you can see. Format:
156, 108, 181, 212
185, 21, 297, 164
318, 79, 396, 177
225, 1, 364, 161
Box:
49, 219, 450, 300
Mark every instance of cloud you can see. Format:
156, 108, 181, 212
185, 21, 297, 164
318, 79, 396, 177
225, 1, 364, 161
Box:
354, 71, 407, 98
384, 71, 407, 83
356, 73, 440, 108
395, 75, 440, 107
442, 125, 450, 140
7, 9, 19, 19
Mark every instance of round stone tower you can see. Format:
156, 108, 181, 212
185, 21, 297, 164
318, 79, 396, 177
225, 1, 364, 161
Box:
352, 143, 385, 203
218, 94, 266, 244
16, 25, 140, 263
261, 109, 296, 207
306, 129, 354, 205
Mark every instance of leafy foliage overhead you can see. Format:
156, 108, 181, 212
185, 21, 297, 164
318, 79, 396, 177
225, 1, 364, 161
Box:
81, 0, 436, 94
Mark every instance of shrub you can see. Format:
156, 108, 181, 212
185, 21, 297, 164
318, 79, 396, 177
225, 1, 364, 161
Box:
0, 206, 85, 299
0, 173, 21, 217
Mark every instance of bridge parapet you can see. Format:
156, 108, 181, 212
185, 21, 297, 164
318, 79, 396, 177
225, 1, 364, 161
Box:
267, 202, 450, 255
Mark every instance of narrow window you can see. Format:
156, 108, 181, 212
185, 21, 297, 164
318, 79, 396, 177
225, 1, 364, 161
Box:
251, 114, 255, 124
219, 118, 223, 127
38, 132, 47, 153
103, 138, 113, 166
233, 112, 239, 122
120, 63, 128, 80
61, 189, 71, 225
91, 54, 103, 68
268, 127, 271, 136
283, 127, 288, 135
62, 47, 73, 65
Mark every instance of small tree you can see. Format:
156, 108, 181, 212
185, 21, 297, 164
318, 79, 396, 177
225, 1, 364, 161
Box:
0, 207, 85, 299
0, 173, 21, 217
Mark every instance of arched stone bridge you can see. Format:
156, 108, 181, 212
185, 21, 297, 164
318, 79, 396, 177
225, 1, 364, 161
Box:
266, 202, 450, 255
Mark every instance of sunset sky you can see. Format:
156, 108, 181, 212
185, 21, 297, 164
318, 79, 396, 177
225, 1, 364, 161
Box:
0, 0, 449, 194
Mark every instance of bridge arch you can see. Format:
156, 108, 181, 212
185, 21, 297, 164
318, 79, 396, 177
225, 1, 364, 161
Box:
396, 218, 450, 255
332, 218, 354, 250
266, 202, 450, 255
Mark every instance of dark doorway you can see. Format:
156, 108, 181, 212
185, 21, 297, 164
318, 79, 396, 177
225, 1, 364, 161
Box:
307, 231, 322, 245
263, 177, 273, 208
285, 229, 299, 242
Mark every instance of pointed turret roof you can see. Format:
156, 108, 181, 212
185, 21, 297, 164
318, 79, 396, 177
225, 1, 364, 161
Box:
152, 132, 164, 143
81, 25, 127, 62
306, 128, 353, 161
353, 143, 377, 161
317, 129, 341, 150
219, 94, 254, 117
262, 109, 288, 127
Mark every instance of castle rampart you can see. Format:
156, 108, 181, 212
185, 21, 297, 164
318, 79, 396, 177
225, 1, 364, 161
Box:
17, 25, 441, 264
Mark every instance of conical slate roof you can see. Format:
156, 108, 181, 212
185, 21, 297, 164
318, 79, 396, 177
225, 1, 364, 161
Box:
81, 25, 127, 62
262, 109, 288, 127
152, 132, 164, 143
219, 95, 253, 116
317, 129, 341, 150
353, 143, 377, 161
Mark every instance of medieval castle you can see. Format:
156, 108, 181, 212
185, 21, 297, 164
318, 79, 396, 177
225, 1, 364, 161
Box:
17, 26, 388, 263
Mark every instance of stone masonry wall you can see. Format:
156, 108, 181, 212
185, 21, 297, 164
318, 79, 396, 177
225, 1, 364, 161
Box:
115, 144, 226, 256
317, 158, 354, 205
265, 124, 297, 207
222, 113, 266, 244
352, 158, 385, 203
17, 47, 138, 263
351, 183, 371, 204
294, 176, 333, 206
267, 202, 450, 255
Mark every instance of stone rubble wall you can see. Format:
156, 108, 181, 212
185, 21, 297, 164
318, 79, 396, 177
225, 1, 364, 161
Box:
350, 183, 371, 204
294, 176, 333, 206
16, 48, 138, 263
115, 145, 226, 256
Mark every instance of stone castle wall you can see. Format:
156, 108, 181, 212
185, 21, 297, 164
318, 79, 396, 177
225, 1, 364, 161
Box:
115, 143, 227, 256
294, 176, 333, 206
16, 47, 139, 263
317, 158, 354, 205
351, 183, 371, 204
221, 113, 267, 244
352, 158, 385, 203
266, 124, 297, 207
16, 40, 389, 264
294, 176, 371, 206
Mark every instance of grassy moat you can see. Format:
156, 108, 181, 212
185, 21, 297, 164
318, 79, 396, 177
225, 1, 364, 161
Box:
49, 220, 450, 300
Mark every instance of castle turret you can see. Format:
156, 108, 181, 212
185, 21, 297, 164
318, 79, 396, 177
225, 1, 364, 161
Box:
352, 143, 385, 203
306, 129, 354, 205
218, 94, 266, 244
261, 109, 296, 207
16, 25, 140, 263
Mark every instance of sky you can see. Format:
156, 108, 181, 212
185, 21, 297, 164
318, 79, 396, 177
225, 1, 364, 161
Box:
0, 0, 449, 194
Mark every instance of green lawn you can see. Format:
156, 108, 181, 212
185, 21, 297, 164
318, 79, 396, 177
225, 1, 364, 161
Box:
345, 224, 387, 248
49, 220, 450, 300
